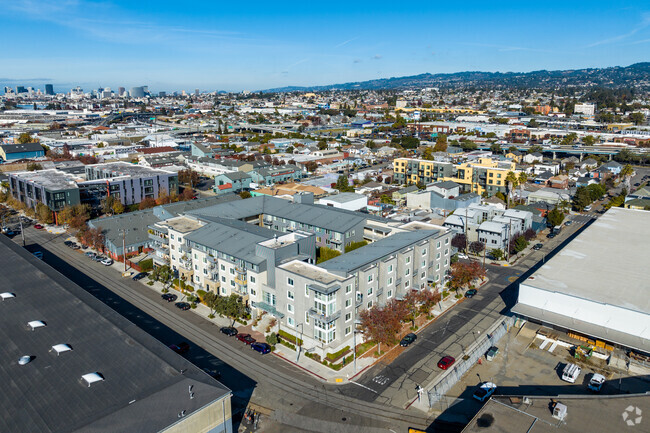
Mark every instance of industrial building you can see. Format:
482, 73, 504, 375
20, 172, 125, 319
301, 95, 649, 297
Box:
0, 236, 232, 433
512, 207, 650, 355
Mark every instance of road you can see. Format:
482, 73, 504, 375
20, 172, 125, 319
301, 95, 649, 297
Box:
15, 227, 436, 433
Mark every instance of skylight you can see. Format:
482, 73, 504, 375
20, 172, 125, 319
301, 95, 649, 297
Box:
27, 320, 46, 330
81, 372, 105, 387
51, 344, 72, 355
0, 292, 16, 300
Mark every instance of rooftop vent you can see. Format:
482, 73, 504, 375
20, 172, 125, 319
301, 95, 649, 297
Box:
51, 344, 73, 355
1, 292, 16, 300
81, 372, 105, 387
27, 320, 46, 330
18, 355, 33, 365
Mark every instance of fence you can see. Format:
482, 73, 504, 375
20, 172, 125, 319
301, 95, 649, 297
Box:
426, 315, 515, 409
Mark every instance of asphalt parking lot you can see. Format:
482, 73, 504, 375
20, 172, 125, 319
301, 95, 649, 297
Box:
434, 322, 650, 424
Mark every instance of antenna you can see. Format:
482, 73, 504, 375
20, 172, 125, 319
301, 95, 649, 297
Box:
178, 410, 186, 418
190, 392, 195, 399
188, 385, 193, 393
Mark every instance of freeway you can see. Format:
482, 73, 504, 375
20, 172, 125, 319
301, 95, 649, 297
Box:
16, 227, 436, 433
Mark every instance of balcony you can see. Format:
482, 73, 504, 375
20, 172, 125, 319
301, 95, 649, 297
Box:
377, 287, 384, 296
308, 308, 341, 323
148, 231, 167, 242
235, 276, 247, 286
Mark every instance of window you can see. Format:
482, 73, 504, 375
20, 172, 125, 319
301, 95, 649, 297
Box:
405, 280, 410, 288
445, 248, 449, 256
287, 317, 295, 326
367, 287, 373, 296
422, 248, 427, 256
367, 274, 374, 283
263, 291, 276, 306
421, 260, 426, 268
313, 320, 335, 343
345, 326, 351, 336
405, 269, 410, 276
229, 268, 235, 275
345, 298, 351, 308
421, 272, 426, 278
436, 241, 441, 249
345, 312, 351, 322
221, 276, 226, 282
387, 277, 393, 286
345, 284, 352, 294
436, 263, 440, 271
287, 303, 294, 313
250, 276, 256, 283
387, 264, 393, 273
367, 300, 373, 309
287, 290, 294, 300
444, 259, 449, 266
387, 289, 393, 298
221, 264, 225, 271
445, 238, 449, 245
436, 252, 441, 260
406, 256, 411, 264
287, 277, 294, 286
305, 285, 310, 297
305, 311, 310, 324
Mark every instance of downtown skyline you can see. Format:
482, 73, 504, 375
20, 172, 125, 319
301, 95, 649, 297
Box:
2, 0, 650, 92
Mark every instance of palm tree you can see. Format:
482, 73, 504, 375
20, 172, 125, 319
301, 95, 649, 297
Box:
505, 171, 519, 209
620, 164, 634, 191
517, 172, 528, 202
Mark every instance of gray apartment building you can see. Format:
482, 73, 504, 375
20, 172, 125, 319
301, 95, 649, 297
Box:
9, 169, 81, 211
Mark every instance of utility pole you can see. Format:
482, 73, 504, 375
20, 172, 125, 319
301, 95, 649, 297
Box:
120, 229, 128, 272
20, 219, 25, 247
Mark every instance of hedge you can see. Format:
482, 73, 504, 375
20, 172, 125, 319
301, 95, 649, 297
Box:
326, 346, 350, 362
139, 258, 153, 272
278, 329, 303, 346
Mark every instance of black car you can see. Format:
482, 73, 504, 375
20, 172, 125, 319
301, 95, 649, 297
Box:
64, 241, 73, 246
400, 332, 417, 347
202, 368, 221, 379
532, 243, 543, 250
465, 289, 478, 298
162, 293, 178, 302
175, 302, 191, 311
546, 233, 556, 239
220, 326, 238, 336
169, 342, 190, 354
132, 272, 149, 281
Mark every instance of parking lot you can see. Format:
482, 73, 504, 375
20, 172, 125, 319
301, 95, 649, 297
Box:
434, 322, 650, 424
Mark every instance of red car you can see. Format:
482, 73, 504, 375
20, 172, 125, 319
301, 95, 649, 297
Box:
437, 355, 456, 370
33, 224, 44, 229
236, 333, 256, 345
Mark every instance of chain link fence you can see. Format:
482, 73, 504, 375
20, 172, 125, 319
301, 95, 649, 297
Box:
426, 316, 515, 409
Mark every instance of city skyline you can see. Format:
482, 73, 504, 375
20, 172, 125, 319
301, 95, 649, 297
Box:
1, 1, 650, 92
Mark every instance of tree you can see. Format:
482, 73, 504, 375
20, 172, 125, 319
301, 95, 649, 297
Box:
304, 161, 318, 173
527, 145, 543, 154
572, 186, 592, 211
358, 299, 403, 354
345, 240, 368, 253
35, 203, 53, 224
26, 163, 42, 171
150, 265, 173, 284
451, 233, 467, 251
139, 197, 157, 210
586, 183, 607, 202
628, 112, 645, 125
335, 175, 354, 192
517, 172, 528, 199
178, 169, 199, 187
619, 164, 634, 191
17, 133, 33, 144
156, 188, 172, 205
523, 228, 537, 241
317, 246, 342, 264
505, 171, 519, 208
112, 200, 125, 215
57, 204, 90, 230
422, 147, 434, 160
511, 235, 528, 255
449, 261, 486, 294
490, 248, 504, 261
490, 143, 502, 154
203, 291, 219, 316
240, 191, 252, 199
432, 134, 448, 152
469, 241, 485, 255
547, 207, 564, 227
582, 135, 596, 146
317, 140, 328, 150
379, 194, 395, 205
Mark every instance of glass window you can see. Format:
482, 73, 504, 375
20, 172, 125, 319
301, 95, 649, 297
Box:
387, 289, 393, 298
287, 277, 294, 286
287, 317, 295, 326
388, 264, 393, 273
367, 287, 373, 296
345, 284, 352, 294
250, 276, 256, 283
367, 274, 374, 283
388, 277, 393, 285
345, 298, 351, 308
345, 326, 351, 336
287, 290, 294, 300
406, 256, 411, 264
345, 312, 351, 322
287, 303, 294, 313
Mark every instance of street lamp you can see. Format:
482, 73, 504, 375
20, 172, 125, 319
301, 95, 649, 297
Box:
296, 322, 304, 362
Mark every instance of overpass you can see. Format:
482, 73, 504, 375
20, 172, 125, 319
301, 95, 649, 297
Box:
476, 144, 650, 160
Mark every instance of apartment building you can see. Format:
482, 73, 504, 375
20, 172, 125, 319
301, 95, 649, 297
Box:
9, 169, 81, 212
394, 157, 518, 196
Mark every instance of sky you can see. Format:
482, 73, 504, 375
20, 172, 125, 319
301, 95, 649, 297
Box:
1, 0, 650, 92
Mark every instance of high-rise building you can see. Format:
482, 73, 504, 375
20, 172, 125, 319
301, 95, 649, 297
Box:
4, 87, 14, 94
16, 86, 26, 94
45, 84, 54, 95
118, 86, 125, 96
195, 88, 199, 96
130, 86, 145, 98
158, 91, 167, 98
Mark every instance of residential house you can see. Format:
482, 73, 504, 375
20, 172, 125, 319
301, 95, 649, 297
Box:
522, 152, 543, 164
0, 143, 45, 161
214, 171, 252, 194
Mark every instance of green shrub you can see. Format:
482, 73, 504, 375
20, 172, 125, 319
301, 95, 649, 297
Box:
266, 333, 279, 346
278, 329, 303, 346
196, 289, 207, 300
356, 341, 375, 357
325, 346, 350, 361
208, 313, 215, 319
139, 258, 153, 271
279, 340, 296, 351
147, 281, 154, 286
190, 303, 197, 309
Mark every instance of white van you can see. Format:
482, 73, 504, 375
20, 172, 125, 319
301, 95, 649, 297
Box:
561, 363, 582, 383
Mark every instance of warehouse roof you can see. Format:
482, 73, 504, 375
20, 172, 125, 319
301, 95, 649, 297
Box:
0, 236, 230, 433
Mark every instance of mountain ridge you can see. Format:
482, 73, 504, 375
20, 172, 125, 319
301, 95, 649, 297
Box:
262, 63, 650, 93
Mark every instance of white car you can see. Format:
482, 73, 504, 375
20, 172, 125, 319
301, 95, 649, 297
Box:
473, 382, 497, 402
588, 373, 606, 392
101, 258, 114, 266
457, 253, 468, 260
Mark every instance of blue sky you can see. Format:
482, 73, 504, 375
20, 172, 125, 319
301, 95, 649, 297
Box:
1, 1, 649, 92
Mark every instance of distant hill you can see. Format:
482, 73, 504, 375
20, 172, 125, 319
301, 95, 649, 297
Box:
263, 63, 650, 92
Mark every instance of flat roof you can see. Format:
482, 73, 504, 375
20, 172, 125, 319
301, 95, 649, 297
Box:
88, 161, 175, 176
0, 236, 230, 433
160, 215, 205, 233
463, 394, 650, 433
280, 260, 345, 285
11, 169, 79, 191
320, 192, 366, 203
520, 208, 650, 315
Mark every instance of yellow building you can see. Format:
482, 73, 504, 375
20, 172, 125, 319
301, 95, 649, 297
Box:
394, 157, 518, 196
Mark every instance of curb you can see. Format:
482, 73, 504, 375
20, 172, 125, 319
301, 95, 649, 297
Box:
272, 351, 328, 382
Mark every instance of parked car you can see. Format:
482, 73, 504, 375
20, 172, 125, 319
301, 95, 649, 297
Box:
175, 302, 191, 311
561, 363, 582, 383
473, 382, 497, 402
437, 356, 456, 370
564, 221, 572, 226
132, 272, 148, 281
220, 326, 238, 336
85, 252, 96, 259
202, 368, 221, 379
64, 241, 73, 246
169, 342, 190, 354
162, 293, 178, 302
485, 346, 499, 361
532, 243, 543, 250
546, 233, 556, 239
465, 289, 477, 298
101, 258, 114, 266
236, 333, 256, 345
251, 342, 271, 354
70, 243, 80, 250
400, 333, 417, 347
33, 224, 44, 229
93, 255, 106, 262
584, 205, 592, 212
457, 253, 468, 260
588, 373, 606, 392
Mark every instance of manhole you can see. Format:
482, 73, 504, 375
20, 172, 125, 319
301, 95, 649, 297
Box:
341, 417, 347, 421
